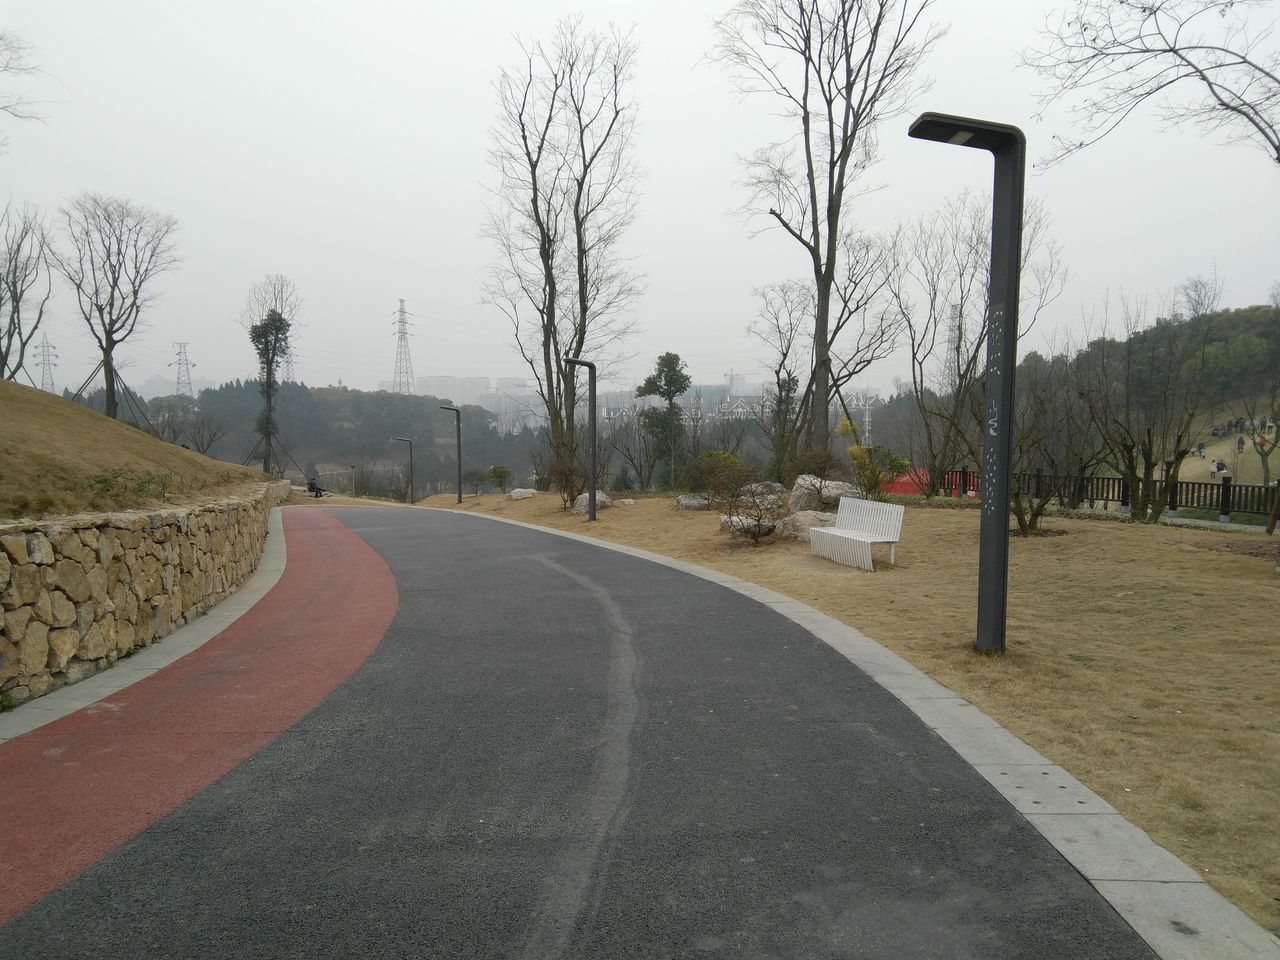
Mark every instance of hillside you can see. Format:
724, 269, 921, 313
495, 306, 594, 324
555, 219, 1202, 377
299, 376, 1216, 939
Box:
0, 380, 265, 521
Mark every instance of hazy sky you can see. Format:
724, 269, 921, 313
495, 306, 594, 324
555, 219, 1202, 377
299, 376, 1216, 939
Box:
4, 0, 1277, 399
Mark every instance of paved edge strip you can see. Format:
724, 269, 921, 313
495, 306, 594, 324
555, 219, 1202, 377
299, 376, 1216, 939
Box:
441, 508, 1280, 960
0, 507, 290, 743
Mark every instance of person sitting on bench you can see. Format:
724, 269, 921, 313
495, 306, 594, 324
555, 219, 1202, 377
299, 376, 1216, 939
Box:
306, 478, 326, 498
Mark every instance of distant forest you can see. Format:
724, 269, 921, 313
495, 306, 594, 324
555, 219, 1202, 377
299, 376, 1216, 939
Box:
72, 381, 542, 495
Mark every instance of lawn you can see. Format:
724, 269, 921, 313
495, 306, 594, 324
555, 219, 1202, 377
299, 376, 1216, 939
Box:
422, 490, 1280, 929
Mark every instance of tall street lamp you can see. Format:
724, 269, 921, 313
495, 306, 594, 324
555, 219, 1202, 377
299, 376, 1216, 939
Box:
395, 437, 414, 504
908, 112, 1026, 656
565, 358, 597, 521
440, 406, 462, 504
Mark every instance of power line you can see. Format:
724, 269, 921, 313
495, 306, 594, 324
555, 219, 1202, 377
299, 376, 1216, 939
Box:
33, 333, 58, 392
391, 298, 416, 395
169, 341, 195, 396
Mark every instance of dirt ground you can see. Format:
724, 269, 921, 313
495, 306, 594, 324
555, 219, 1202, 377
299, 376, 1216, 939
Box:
419, 490, 1280, 929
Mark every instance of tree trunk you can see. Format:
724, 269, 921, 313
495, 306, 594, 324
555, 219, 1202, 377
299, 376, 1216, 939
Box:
102, 346, 118, 420
262, 390, 274, 475
809, 281, 832, 454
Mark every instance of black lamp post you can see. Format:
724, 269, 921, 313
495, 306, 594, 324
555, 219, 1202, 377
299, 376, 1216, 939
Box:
908, 112, 1026, 656
440, 406, 462, 504
565, 358, 597, 521
395, 437, 414, 504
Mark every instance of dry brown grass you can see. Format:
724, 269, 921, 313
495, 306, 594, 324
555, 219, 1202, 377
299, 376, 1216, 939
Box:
422, 490, 1280, 928
0, 380, 264, 519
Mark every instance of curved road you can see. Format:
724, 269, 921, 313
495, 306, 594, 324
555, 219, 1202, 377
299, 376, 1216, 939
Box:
1, 506, 1153, 958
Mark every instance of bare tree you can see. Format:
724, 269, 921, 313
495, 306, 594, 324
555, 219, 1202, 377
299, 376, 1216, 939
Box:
186, 411, 227, 455
1075, 282, 1216, 522
750, 279, 809, 479
1, 30, 39, 152
608, 406, 660, 491
713, 0, 941, 454
52, 194, 179, 419
1025, 0, 1280, 168
484, 17, 641, 506
1, 202, 51, 381
888, 191, 1068, 496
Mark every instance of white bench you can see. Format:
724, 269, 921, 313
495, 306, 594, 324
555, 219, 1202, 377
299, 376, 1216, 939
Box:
809, 497, 904, 571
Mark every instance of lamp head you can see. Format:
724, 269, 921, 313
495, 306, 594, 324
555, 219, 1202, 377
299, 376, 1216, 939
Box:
908, 112, 1024, 154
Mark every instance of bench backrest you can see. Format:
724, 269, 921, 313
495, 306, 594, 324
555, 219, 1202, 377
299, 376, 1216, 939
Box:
835, 497, 904, 539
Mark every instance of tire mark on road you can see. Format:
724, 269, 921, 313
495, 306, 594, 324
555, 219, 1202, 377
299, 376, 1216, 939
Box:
516, 554, 639, 960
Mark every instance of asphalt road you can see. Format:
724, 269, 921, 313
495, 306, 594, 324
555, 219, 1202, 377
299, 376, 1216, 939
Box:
2, 506, 1155, 959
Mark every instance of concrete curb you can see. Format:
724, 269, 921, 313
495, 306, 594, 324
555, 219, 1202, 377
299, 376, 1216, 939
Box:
0, 507, 289, 743
445, 507, 1280, 960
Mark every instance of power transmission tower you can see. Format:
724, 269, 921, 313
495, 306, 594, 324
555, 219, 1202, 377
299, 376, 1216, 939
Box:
34, 333, 58, 392
282, 347, 296, 384
391, 299, 415, 395
845, 391, 880, 445
170, 341, 195, 397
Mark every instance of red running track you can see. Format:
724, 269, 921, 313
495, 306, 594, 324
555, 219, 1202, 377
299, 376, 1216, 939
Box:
0, 507, 398, 925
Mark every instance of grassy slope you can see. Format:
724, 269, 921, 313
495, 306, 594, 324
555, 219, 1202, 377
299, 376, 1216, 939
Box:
0, 380, 264, 520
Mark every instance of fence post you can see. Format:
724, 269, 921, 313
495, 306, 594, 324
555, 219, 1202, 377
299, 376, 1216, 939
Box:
1119, 477, 1130, 515
1219, 476, 1232, 523
1165, 460, 1178, 516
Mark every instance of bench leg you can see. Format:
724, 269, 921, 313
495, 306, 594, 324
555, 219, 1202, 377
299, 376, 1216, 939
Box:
889, 543, 895, 566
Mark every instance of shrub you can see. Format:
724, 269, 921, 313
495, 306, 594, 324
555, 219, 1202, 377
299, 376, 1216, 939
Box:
705, 458, 787, 546
693, 450, 741, 493
847, 444, 910, 502
487, 464, 514, 494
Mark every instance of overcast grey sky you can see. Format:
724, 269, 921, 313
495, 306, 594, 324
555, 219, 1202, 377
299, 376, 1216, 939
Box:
4, 0, 1277, 399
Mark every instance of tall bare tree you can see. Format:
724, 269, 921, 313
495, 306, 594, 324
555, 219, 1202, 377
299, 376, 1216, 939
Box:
714, 0, 941, 454
1, 202, 51, 381
1, 30, 39, 152
53, 194, 179, 419
1025, 0, 1280, 168
484, 17, 641, 506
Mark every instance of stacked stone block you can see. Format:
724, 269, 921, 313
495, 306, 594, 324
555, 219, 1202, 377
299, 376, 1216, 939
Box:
0, 481, 290, 707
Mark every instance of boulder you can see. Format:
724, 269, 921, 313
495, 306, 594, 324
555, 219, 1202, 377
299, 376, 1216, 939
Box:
718, 514, 778, 539
740, 481, 786, 497
572, 491, 614, 514
778, 510, 837, 542
789, 474, 860, 512
508, 488, 537, 500
676, 495, 712, 511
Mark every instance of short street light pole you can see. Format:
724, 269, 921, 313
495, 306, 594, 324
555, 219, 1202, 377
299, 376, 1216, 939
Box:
908, 112, 1026, 656
440, 406, 462, 504
565, 358, 597, 521
349, 465, 357, 498
395, 437, 414, 504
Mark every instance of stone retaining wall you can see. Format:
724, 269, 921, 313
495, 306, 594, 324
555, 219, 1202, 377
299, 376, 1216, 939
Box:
0, 480, 291, 707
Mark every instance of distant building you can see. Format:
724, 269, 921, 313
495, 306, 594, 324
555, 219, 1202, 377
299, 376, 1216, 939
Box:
418, 375, 457, 400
